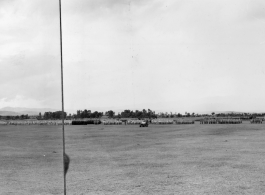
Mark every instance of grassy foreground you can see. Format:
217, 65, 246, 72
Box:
1, 123, 265, 194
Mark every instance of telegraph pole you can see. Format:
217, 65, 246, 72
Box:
58, 0, 67, 194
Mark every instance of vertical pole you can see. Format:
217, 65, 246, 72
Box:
59, 0, 66, 194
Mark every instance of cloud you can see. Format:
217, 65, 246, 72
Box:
1, 0, 265, 112
244, 0, 265, 21
0, 53, 60, 84
64, 0, 154, 13
0, 0, 62, 108
0, 95, 44, 108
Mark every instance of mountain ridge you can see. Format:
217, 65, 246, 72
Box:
0, 107, 264, 116
0, 107, 61, 116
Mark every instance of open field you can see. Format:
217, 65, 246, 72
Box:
1, 124, 265, 194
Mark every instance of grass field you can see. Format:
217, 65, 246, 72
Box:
1, 123, 265, 194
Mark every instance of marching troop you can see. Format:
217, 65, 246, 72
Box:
151, 120, 174, 124
250, 118, 263, 124
127, 120, 144, 125
102, 120, 122, 125
3, 120, 72, 125
0, 117, 264, 125
200, 118, 242, 124
175, 120, 194, 124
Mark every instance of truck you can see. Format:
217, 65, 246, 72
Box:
139, 120, 148, 127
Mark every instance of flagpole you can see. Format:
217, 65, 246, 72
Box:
59, 0, 66, 194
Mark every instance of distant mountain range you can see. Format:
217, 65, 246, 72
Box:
214, 111, 260, 114
0, 107, 59, 116
0, 107, 263, 116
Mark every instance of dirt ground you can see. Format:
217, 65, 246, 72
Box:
1, 123, 265, 194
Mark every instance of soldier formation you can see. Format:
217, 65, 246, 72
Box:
2, 120, 72, 125
0, 117, 264, 125
200, 118, 242, 124
102, 120, 122, 125
250, 118, 263, 124
151, 120, 174, 124
127, 120, 145, 125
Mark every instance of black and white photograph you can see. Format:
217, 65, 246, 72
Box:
1, 0, 265, 194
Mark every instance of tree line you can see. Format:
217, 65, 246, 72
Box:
42, 111, 67, 120
61, 110, 265, 119
0, 114, 30, 120
1, 110, 265, 120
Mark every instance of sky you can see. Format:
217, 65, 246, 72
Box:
0, 0, 265, 114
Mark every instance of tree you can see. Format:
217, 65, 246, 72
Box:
39, 112, 42, 119
147, 109, 152, 117
43, 111, 66, 119
121, 110, 131, 118
135, 110, 142, 118
82, 109, 89, 118
77, 110, 81, 118
143, 109, 147, 118
106, 110, 115, 118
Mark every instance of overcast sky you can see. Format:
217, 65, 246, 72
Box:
1, 0, 265, 114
